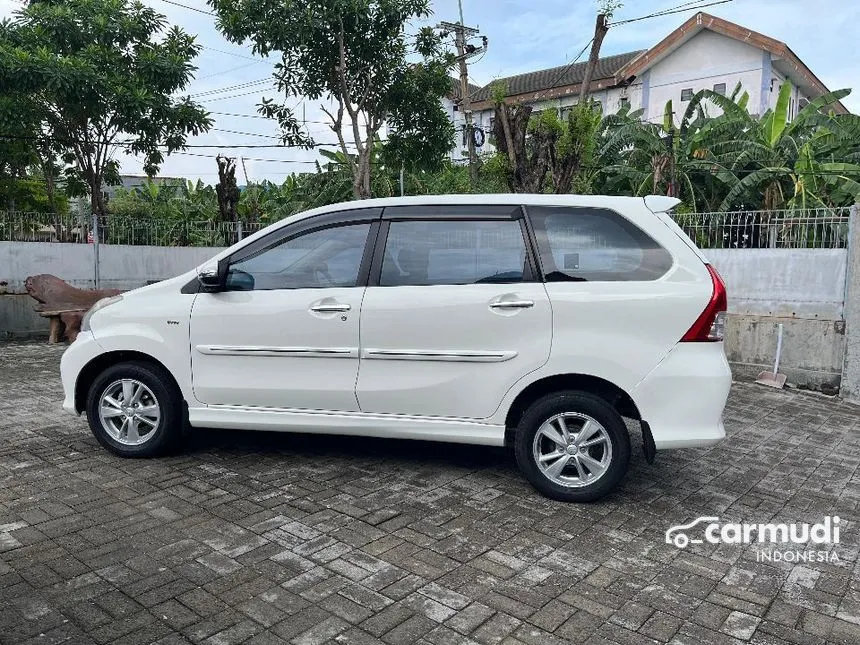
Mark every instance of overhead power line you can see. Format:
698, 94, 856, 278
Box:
200, 45, 265, 63
172, 151, 323, 165
0, 133, 375, 150
517, 0, 735, 103
189, 78, 272, 98
197, 89, 276, 103
155, 0, 215, 16
208, 111, 334, 126
197, 62, 269, 80
609, 0, 735, 26
530, 38, 594, 102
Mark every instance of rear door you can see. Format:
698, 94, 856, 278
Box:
355, 205, 552, 420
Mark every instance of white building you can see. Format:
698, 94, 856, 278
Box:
448, 12, 849, 160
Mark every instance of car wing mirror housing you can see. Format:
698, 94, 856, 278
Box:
197, 259, 228, 293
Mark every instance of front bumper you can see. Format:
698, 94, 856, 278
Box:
60, 331, 103, 414
631, 342, 732, 450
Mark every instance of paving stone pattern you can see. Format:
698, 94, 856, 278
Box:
1, 341, 860, 644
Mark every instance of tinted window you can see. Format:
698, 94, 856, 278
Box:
380, 220, 528, 286
713, 82, 727, 95
681, 88, 693, 101
528, 206, 672, 282
227, 223, 370, 291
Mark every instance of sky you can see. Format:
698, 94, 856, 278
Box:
1, 0, 858, 184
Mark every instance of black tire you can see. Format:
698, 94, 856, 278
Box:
85, 360, 184, 457
514, 391, 631, 502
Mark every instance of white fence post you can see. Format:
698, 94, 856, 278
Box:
92, 212, 100, 290
840, 203, 860, 402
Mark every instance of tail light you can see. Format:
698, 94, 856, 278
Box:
681, 264, 727, 342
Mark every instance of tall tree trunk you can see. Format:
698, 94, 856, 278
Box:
216, 156, 240, 244
579, 14, 610, 102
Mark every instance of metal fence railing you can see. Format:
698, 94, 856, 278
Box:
0, 212, 270, 247
94, 217, 268, 247
0, 208, 854, 250
0, 212, 92, 243
672, 208, 852, 249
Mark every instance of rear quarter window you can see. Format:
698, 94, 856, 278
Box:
527, 206, 673, 281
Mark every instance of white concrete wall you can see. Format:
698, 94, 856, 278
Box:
768, 77, 811, 121
705, 248, 847, 319
0, 241, 221, 292
646, 30, 765, 123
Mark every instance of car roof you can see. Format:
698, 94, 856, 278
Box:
217, 194, 660, 262
285, 193, 652, 225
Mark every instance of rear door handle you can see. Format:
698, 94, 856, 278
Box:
490, 300, 534, 309
310, 303, 351, 313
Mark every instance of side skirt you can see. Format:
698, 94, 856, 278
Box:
188, 406, 506, 446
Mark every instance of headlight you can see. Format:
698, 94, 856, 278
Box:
81, 295, 123, 332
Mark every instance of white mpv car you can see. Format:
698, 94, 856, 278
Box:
61, 194, 731, 502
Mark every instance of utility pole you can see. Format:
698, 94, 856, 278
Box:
439, 7, 486, 188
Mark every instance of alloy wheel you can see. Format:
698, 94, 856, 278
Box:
532, 412, 613, 488
98, 379, 161, 446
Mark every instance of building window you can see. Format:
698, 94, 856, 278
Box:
619, 97, 630, 109
680, 88, 693, 101
713, 83, 726, 95
799, 98, 809, 110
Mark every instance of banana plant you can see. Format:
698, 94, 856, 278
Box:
716, 83, 858, 210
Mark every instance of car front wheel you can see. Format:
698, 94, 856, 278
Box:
85, 361, 183, 457
514, 391, 631, 502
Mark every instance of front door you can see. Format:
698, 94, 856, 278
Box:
190, 218, 375, 410
356, 207, 552, 419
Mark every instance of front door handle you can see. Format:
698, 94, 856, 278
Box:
310, 303, 351, 313
490, 300, 535, 309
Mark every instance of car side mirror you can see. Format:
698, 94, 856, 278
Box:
197, 260, 227, 293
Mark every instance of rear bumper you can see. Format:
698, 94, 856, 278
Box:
631, 342, 731, 450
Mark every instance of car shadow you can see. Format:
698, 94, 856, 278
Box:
183, 425, 514, 471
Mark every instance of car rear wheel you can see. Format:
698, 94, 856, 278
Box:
85, 361, 183, 457
514, 391, 631, 502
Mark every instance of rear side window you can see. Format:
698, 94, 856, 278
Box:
379, 219, 528, 286
527, 206, 673, 281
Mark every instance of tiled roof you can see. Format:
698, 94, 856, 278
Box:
448, 77, 483, 100
470, 50, 645, 103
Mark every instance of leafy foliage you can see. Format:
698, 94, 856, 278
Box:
0, 0, 212, 216
209, 0, 454, 198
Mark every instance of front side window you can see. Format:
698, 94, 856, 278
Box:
379, 219, 528, 286
226, 223, 371, 291
528, 206, 673, 282
681, 88, 694, 101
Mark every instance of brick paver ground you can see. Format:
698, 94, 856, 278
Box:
1, 342, 860, 645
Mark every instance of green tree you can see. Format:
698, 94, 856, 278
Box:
489, 81, 603, 195
208, 0, 454, 199
0, 0, 212, 217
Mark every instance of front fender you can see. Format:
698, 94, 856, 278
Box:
89, 290, 196, 404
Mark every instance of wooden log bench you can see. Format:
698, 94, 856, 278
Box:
38, 308, 87, 344
25, 274, 122, 343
